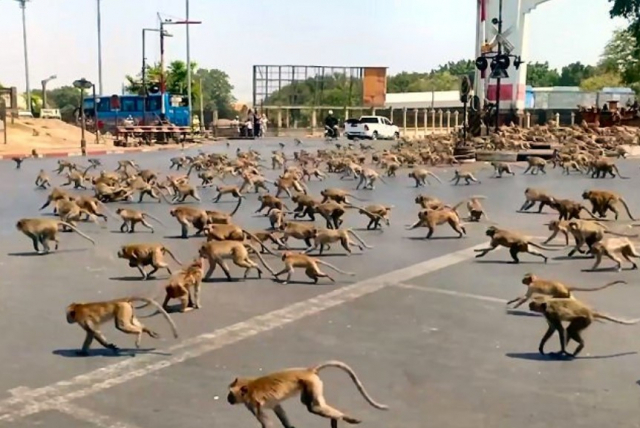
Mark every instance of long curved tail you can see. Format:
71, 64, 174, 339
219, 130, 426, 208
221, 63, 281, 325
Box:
243, 230, 279, 256
58, 221, 96, 245
570, 280, 626, 293
230, 197, 243, 217
316, 260, 355, 276
580, 206, 601, 220
161, 247, 183, 266
594, 312, 640, 325
313, 360, 389, 410
613, 164, 630, 179
605, 230, 639, 238
427, 171, 443, 183
619, 197, 636, 221
143, 212, 166, 227
246, 243, 277, 275
528, 241, 564, 251
347, 229, 373, 249
129, 297, 179, 338
346, 193, 366, 201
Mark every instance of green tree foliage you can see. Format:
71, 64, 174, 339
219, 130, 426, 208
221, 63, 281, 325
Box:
526, 62, 560, 87
558, 62, 597, 86
609, 0, 640, 43
580, 72, 623, 91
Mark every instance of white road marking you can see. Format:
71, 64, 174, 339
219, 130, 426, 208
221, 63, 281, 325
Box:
394, 283, 508, 304
0, 243, 484, 423
54, 403, 144, 428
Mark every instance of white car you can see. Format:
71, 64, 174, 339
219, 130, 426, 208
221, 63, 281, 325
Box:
344, 116, 400, 140
40, 108, 62, 120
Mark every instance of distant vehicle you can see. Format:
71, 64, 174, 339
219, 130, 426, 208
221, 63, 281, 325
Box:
82, 93, 190, 132
40, 108, 61, 120
17, 110, 34, 119
344, 116, 400, 140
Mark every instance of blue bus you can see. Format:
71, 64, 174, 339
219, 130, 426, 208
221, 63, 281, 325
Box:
82, 93, 190, 132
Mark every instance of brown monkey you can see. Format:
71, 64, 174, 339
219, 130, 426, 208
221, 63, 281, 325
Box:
528, 297, 639, 357
491, 161, 517, 178
35, 169, 51, 189
203, 224, 278, 255
170, 178, 201, 203
280, 221, 318, 249
548, 198, 600, 221
213, 184, 243, 202
474, 226, 562, 263
274, 251, 356, 284
12, 156, 25, 169
358, 204, 392, 230
463, 196, 488, 222
115, 159, 138, 171
291, 193, 320, 220
566, 220, 637, 257
320, 188, 365, 204
450, 170, 481, 185
39, 187, 73, 213
116, 243, 182, 280
408, 168, 443, 187
256, 194, 290, 215
53, 159, 77, 174
506, 273, 625, 308
16, 218, 95, 253
55, 199, 103, 228
587, 238, 640, 271
590, 157, 629, 179
303, 228, 372, 256
562, 160, 584, 175
519, 188, 555, 213
161, 258, 205, 312
274, 175, 308, 198
406, 205, 466, 239
542, 220, 572, 246
198, 240, 275, 280
414, 195, 447, 210
205, 197, 243, 225
268, 208, 287, 230
60, 165, 95, 190
581, 189, 636, 220
522, 156, 547, 175
169, 206, 210, 238
227, 360, 388, 428
116, 208, 165, 233
66, 296, 178, 356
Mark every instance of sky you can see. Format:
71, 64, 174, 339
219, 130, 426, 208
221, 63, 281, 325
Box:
0, 0, 627, 103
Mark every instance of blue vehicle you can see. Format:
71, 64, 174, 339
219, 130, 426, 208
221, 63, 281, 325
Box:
82, 93, 190, 132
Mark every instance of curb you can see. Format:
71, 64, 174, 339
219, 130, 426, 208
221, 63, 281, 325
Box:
0, 145, 186, 161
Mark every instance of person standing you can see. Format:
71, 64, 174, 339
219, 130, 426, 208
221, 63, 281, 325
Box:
253, 110, 262, 138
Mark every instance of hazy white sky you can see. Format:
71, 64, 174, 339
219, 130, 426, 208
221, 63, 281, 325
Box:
0, 0, 626, 102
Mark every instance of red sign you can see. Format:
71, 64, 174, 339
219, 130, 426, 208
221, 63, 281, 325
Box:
110, 95, 121, 111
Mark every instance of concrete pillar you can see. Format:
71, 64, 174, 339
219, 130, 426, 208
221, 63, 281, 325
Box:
570, 112, 575, 125
311, 109, 317, 132
437, 110, 443, 129
554, 112, 560, 126
430, 109, 436, 130
445, 110, 451, 130
402, 108, 407, 133
389, 108, 394, 124
413, 109, 418, 136
277, 110, 283, 128
454, 111, 459, 128
423, 109, 428, 134
285, 110, 290, 129
344, 107, 349, 120
372, 107, 376, 116
525, 112, 531, 128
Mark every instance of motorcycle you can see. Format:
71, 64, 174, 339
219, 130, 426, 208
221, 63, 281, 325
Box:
324, 124, 339, 141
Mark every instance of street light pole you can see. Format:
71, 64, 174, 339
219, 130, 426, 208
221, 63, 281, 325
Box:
73, 78, 94, 156
143, 27, 172, 124
97, 0, 104, 95
16, 0, 32, 113
186, 0, 192, 124
41, 75, 57, 109
494, 0, 503, 133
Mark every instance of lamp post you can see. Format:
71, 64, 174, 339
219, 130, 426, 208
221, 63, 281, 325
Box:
41, 75, 57, 109
142, 27, 172, 124
15, 0, 32, 113
96, 0, 104, 95
159, 17, 202, 119
73, 78, 94, 156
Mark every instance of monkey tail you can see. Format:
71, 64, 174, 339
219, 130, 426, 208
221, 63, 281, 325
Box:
377, 175, 389, 185
593, 312, 640, 325
346, 193, 366, 202
619, 197, 636, 221
604, 229, 639, 238
570, 280, 626, 293
613, 164, 630, 179
161, 247, 183, 266
427, 171, 443, 183
313, 361, 389, 410
155, 187, 174, 204
243, 230, 279, 256
57, 221, 96, 245
229, 197, 243, 217
580, 206, 601, 220
246, 244, 277, 275
129, 297, 179, 338
470, 195, 487, 200
347, 229, 373, 249
315, 260, 356, 276
142, 212, 166, 227
527, 241, 564, 251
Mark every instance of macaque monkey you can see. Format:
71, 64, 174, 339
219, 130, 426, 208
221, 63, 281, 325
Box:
256, 194, 290, 215
406, 205, 466, 239
581, 189, 636, 220
590, 157, 629, 179
169, 206, 210, 238
213, 185, 243, 202
170, 179, 201, 203
522, 156, 547, 175
491, 161, 517, 178
12, 156, 25, 169
529, 297, 639, 358
161, 258, 205, 312
542, 220, 572, 246
66, 296, 179, 356
35, 169, 51, 189
268, 208, 287, 230
320, 188, 365, 204
115, 159, 138, 172
506, 273, 625, 308
53, 159, 77, 175
474, 226, 562, 263
358, 204, 392, 230
117, 243, 182, 280
116, 208, 165, 233
562, 160, 584, 175
408, 168, 443, 187
227, 360, 388, 428
414, 195, 447, 210
450, 170, 481, 185
292, 193, 320, 221
548, 198, 600, 221
198, 240, 275, 281
274, 251, 356, 284
463, 196, 488, 222
566, 220, 637, 257
587, 238, 640, 271
519, 188, 556, 213
355, 168, 387, 190
303, 228, 372, 256
16, 218, 95, 253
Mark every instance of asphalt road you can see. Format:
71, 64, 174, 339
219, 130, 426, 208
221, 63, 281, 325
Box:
1, 137, 640, 428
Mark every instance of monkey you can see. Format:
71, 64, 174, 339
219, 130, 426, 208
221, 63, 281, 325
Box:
450, 170, 481, 185
590, 157, 629, 179
169, 156, 188, 170
197, 170, 218, 187
303, 228, 373, 256
227, 360, 388, 428
274, 175, 308, 198
256, 194, 290, 215
274, 251, 356, 284
462, 196, 488, 222
528, 297, 639, 358
203, 224, 279, 255
320, 188, 365, 204
205, 197, 243, 225
542, 220, 572, 246
66, 296, 179, 356
301, 166, 327, 181
474, 226, 562, 263
116, 243, 182, 280
355, 168, 387, 190
522, 156, 547, 175
116, 208, 165, 233
75, 195, 114, 222
53, 159, 78, 175
170, 179, 201, 203
268, 208, 287, 230
406, 205, 466, 239
161, 257, 205, 312
12, 156, 25, 169
169, 206, 210, 238
491, 161, 516, 178
565, 220, 638, 257
16, 218, 95, 254
414, 195, 448, 211
358, 204, 393, 230
581, 189, 636, 220
587, 238, 640, 271
115, 159, 138, 172
54, 199, 104, 228
291, 193, 320, 221
506, 273, 626, 308
239, 173, 273, 194
213, 184, 243, 202
408, 168, 443, 187
39, 187, 74, 214
279, 221, 318, 249
314, 200, 356, 230
198, 240, 276, 281
60, 165, 96, 190
548, 198, 601, 221
519, 188, 556, 213
35, 169, 51, 189
87, 158, 102, 168
562, 160, 584, 175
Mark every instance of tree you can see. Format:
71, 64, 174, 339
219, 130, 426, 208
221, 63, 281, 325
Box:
194, 68, 236, 119
558, 62, 596, 86
526, 62, 560, 87
48, 86, 80, 110
609, 0, 640, 44
597, 28, 640, 84
580, 72, 623, 91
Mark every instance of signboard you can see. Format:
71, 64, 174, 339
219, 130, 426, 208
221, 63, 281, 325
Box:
110, 94, 121, 111
0, 87, 17, 110
362, 67, 387, 108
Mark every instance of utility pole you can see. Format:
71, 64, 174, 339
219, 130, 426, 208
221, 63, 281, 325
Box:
186, 0, 193, 126
494, 0, 503, 133
97, 0, 104, 95
16, 0, 32, 113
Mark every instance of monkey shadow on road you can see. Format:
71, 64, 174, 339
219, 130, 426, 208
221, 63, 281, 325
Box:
506, 309, 543, 318
52, 347, 170, 358
506, 351, 637, 361
7, 248, 87, 257
108, 276, 168, 282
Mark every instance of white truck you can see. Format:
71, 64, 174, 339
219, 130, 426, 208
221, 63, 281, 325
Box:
344, 115, 400, 140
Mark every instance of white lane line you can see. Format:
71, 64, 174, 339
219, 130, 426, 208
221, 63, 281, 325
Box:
0, 243, 485, 422
54, 403, 145, 428
394, 283, 508, 304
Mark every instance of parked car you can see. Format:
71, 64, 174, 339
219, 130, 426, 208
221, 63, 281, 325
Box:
343, 116, 400, 140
